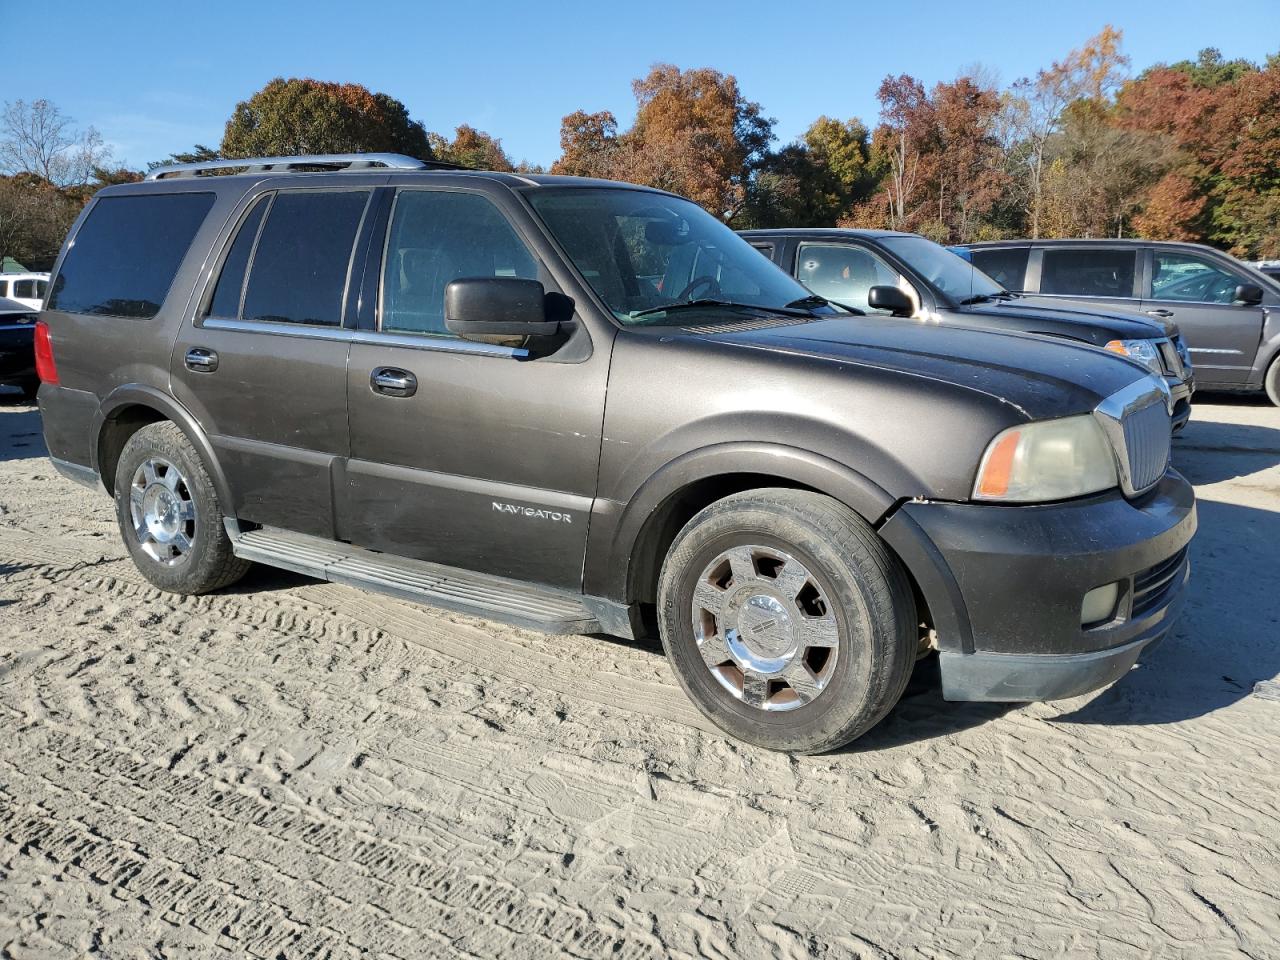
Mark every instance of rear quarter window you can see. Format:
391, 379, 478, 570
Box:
49, 192, 215, 319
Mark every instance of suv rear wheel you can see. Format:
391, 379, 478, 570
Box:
657, 489, 917, 753
113, 421, 251, 594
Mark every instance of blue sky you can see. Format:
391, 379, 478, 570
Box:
7, 0, 1279, 171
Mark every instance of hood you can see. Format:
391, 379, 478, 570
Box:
687, 315, 1155, 421
962, 296, 1176, 341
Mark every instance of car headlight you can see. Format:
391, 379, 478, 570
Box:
974, 415, 1118, 502
1104, 339, 1162, 374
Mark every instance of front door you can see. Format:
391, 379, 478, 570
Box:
339, 186, 609, 590
1142, 249, 1266, 386
171, 187, 373, 538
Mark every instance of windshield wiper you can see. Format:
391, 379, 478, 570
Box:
630, 299, 811, 320
959, 291, 1017, 305
789, 294, 864, 316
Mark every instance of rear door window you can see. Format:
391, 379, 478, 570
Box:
48, 192, 215, 318
968, 248, 1029, 290
380, 190, 538, 337
240, 190, 370, 327
1039, 248, 1137, 298
206, 195, 271, 319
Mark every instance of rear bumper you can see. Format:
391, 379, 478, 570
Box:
881, 471, 1196, 702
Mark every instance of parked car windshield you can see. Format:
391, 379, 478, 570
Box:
879, 235, 1005, 303
527, 188, 818, 324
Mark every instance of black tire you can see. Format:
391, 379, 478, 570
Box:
657, 488, 917, 754
1266, 356, 1280, 407
113, 421, 251, 595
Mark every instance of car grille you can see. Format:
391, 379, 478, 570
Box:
1121, 399, 1172, 493
1132, 546, 1188, 617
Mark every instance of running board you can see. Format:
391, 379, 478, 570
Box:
231, 526, 602, 635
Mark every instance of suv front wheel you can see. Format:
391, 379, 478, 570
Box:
113, 421, 251, 595
657, 489, 918, 753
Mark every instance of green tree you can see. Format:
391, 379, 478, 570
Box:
221, 78, 432, 159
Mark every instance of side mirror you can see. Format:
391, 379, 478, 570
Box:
1234, 284, 1264, 306
444, 278, 561, 341
867, 285, 914, 318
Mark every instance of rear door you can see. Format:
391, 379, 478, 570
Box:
1142, 248, 1266, 386
339, 185, 609, 589
967, 246, 1031, 291
171, 187, 374, 538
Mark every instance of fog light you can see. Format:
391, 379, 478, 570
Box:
1081, 582, 1121, 627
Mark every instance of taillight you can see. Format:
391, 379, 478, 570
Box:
34, 320, 58, 385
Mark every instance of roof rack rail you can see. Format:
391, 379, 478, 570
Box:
145, 152, 469, 180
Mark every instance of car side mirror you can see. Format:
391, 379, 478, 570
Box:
444, 278, 561, 342
1234, 284, 1264, 306
867, 285, 914, 317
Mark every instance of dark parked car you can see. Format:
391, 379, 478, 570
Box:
962, 239, 1280, 404
742, 228, 1194, 430
0, 295, 38, 399
36, 154, 1195, 752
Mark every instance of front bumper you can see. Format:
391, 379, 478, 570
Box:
881, 471, 1196, 702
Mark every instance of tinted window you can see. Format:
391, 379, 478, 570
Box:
241, 190, 369, 327
207, 195, 270, 319
381, 190, 537, 336
0, 281, 8, 296
797, 242, 902, 314
968, 248, 1030, 290
49, 192, 215, 318
13, 279, 35, 299
1040, 249, 1137, 298
34, 279, 47, 298
1152, 252, 1244, 304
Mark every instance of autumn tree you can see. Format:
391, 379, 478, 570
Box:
0, 99, 111, 187
1005, 26, 1130, 236
221, 78, 432, 159
428, 124, 514, 171
551, 110, 621, 179
0, 173, 80, 267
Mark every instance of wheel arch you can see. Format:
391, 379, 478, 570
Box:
93, 385, 234, 511
590, 442, 899, 608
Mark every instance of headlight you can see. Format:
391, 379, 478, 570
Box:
974, 415, 1118, 502
1104, 339, 1162, 374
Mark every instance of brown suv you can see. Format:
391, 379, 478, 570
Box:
35, 154, 1195, 752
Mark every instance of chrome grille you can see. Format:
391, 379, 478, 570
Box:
1121, 399, 1172, 492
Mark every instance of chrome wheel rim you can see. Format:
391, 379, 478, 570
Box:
128, 457, 195, 564
692, 545, 839, 712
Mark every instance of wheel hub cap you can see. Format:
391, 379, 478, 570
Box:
692, 545, 839, 712
129, 457, 195, 565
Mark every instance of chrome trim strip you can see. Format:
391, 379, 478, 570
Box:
1187, 347, 1241, 355
147, 153, 427, 180
200, 316, 528, 358
1092, 377, 1171, 498
347, 458, 594, 512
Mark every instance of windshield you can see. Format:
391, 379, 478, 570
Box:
527, 188, 816, 324
879, 235, 1005, 303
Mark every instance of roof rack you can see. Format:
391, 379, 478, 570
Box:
145, 153, 468, 180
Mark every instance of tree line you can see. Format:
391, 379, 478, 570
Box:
2, 27, 1277, 271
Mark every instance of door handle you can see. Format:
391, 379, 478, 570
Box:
185, 347, 218, 372
1145, 309, 1175, 319
371, 367, 417, 398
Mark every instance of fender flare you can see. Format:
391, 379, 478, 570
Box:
592, 441, 900, 602
92, 383, 235, 512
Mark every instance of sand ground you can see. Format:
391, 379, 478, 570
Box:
0, 393, 1277, 959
